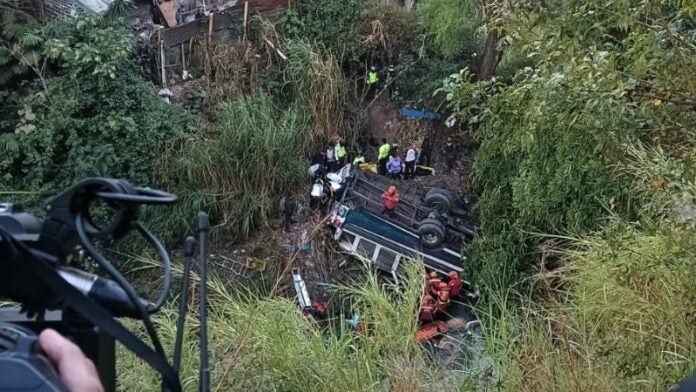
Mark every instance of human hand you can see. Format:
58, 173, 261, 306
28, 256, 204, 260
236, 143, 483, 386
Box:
38, 329, 104, 392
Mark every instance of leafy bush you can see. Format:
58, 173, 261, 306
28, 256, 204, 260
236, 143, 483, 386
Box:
283, 0, 361, 61
0, 13, 192, 210
442, 0, 696, 289
447, 60, 638, 288
415, 0, 484, 59
391, 51, 462, 106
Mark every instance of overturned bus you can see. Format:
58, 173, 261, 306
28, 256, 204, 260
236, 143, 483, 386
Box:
328, 167, 478, 280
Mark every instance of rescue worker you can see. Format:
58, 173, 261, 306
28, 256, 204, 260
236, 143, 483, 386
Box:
378, 138, 391, 175
419, 294, 436, 322
428, 271, 445, 297
325, 144, 337, 172
447, 271, 463, 297
280, 194, 296, 232
386, 154, 403, 180
335, 139, 347, 167
404, 146, 417, 180
419, 137, 432, 167
310, 178, 324, 210
435, 287, 451, 313
367, 65, 379, 98
321, 180, 335, 213
380, 185, 399, 219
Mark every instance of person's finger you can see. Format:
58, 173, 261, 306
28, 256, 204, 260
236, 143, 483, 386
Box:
39, 329, 104, 392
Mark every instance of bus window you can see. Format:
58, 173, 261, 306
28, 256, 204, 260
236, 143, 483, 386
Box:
375, 248, 397, 272
355, 239, 376, 260
339, 232, 356, 250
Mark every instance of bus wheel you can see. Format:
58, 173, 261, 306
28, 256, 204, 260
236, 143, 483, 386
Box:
418, 218, 446, 248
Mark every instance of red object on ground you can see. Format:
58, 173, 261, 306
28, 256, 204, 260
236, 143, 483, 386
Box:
312, 301, 327, 314
416, 321, 450, 343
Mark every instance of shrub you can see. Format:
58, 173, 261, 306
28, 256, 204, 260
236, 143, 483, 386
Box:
157, 93, 314, 239
481, 221, 696, 391
0, 13, 192, 211
415, 0, 484, 60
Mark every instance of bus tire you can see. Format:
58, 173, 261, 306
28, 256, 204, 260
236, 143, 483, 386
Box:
418, 218, 446, 248
424, 189, 452, 214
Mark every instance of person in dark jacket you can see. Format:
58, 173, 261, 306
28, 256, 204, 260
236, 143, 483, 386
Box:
280, 194, 296, 232
419, 137, 432, 167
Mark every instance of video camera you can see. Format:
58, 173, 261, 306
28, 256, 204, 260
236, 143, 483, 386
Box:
0, 178, 211, 392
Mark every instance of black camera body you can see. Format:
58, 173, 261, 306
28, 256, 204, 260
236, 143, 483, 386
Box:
0, 309, 116, 392
0, 178, 184, 392
0, 321, 67, 392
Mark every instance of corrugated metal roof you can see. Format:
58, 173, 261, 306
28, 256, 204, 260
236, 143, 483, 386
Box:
77, 0, 112, 12
160, 3, 285, 47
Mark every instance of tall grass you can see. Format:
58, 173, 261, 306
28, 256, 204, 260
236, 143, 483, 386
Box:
479, 221, 696, 392
285, 40, 348, 145
118, 261, 452, 391
155, 93, 314, 239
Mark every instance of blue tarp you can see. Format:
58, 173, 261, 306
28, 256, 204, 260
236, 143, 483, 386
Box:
400, 107, 443, 121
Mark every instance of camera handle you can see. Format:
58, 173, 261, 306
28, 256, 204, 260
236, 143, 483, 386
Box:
11, 237, 182, 392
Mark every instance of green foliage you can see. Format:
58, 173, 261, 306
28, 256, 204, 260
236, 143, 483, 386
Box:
0, 12, 191, 210
481, 220, 696, 391
391, 53, 461, 105
158, 93, 314, 239
448, 62, 637, 288
0, 10, 44, 85
43, 12, 131, 79
442, 0, 696, 289
356, 0, 416, 62
118, 260, 443, 391
416, 0, 484, 59
285, 0, 361, 61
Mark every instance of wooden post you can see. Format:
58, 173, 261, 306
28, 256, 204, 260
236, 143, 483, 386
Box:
180, 42, 186, 77
207, 13, 214, 46
159, 27, 167, 86
243, 1, 249, 43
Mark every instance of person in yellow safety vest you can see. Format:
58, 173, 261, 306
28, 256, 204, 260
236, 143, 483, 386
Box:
367, 66, 379, 86
367, 66, 379, 99
335, 140, 347, 166
378, 138, 391, 175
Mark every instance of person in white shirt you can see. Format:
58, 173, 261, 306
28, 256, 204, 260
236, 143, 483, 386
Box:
310, 179, 324, 210
404, 146, 417, 179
